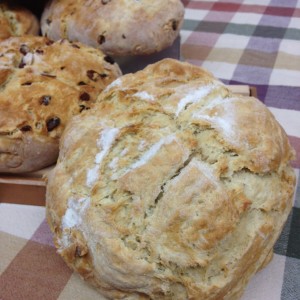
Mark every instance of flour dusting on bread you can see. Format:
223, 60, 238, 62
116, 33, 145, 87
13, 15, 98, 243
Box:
62, 197, 91, 229
46, 59, 295, 300
87, 127, 119, 187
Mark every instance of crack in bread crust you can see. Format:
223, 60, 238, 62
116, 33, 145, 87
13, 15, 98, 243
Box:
46, 59, 296, 300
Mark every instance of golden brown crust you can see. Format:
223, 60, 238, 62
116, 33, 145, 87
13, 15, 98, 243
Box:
0, 3, 39, 41
41, 0, 184, 56
0, 36, 122, 173
46, 59, 296, 299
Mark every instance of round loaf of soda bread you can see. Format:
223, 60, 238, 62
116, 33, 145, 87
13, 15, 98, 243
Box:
0, 36, 121, 173
0, 3, 39, 41
46, 59, 296, 300
40, 0, 184, 56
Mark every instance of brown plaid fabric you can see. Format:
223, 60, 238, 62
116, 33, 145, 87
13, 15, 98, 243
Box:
1, 0, 300, 299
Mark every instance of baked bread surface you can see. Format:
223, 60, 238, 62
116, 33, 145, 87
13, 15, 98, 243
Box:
0, 36, 121, 173
41, 0, 184, 56
0, 3, 39, 41
46, 59, 296, 299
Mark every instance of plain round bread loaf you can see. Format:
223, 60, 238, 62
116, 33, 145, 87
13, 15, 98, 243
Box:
0, 3, 39, 41
0, 36, 121, 173
46, 59, 296, 300
41, 0, 184, 56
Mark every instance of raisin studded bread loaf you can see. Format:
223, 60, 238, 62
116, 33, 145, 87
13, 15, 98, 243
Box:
0, 3, 39, 41
46, 59, 295, 300
0, 36, 121, 173
41, 0, 184, 57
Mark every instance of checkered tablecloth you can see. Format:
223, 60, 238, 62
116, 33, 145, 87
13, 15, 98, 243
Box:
1, 1, 300, 299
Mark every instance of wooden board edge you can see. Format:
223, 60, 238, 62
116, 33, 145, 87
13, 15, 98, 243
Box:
250, 86, 258, 98
0, 183, 46, 206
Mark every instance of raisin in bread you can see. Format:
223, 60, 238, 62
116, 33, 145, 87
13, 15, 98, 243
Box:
41, 0, 184, 57
0, 36, 121, 173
